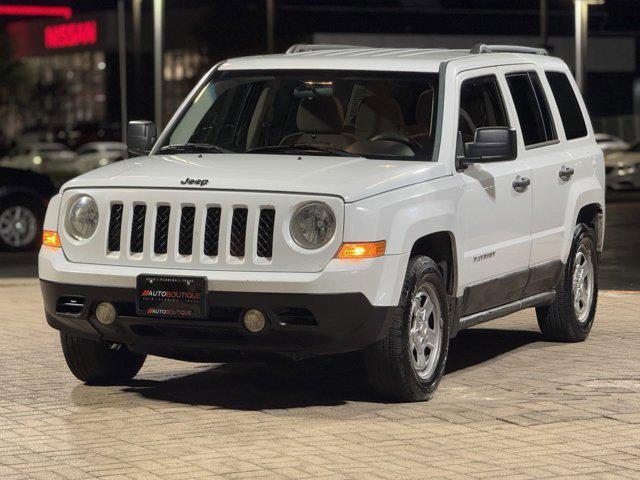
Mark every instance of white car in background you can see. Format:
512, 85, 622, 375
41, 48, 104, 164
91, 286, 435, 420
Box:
595, 133, 630, 154
1, 142, 76, 185
1, 142, 76, 171
605, 142, 640, 190
73, 142, 128, 175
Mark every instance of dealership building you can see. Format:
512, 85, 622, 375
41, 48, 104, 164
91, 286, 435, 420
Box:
4, 2, 639, 145
5, 9, 209, 143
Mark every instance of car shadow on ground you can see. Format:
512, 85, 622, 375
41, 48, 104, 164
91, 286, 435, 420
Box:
119, 327, 544, 409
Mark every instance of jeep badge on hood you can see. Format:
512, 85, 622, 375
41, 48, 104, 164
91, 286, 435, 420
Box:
181, 178, 209, 186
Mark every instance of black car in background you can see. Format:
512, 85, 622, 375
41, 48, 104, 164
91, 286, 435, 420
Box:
0, 167, 57, 251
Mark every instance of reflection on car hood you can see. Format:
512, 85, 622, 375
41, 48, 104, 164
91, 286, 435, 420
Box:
604, 151, 640, 168
61, 153, 447, 202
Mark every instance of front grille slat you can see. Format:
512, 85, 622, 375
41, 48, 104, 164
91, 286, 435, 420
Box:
203, 207, 221, 256
107, 204, 123, 252
178, 206, 196, 256
257, 208, 275, 258
130, 204, 147, 253
154, 205, 171, 254
229, 207, 248, 257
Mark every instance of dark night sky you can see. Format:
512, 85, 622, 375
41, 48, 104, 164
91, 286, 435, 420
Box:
2, 0, 640, 37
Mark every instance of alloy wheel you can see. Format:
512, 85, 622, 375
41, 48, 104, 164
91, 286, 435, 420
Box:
0, 205, 38, 248
572, 248, 594, 323
408, 282, 443, 379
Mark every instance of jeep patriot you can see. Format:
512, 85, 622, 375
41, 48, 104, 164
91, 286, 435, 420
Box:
39, 44, 605, 401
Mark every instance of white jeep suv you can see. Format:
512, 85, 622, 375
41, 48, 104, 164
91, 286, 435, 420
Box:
39, 44, 605, 401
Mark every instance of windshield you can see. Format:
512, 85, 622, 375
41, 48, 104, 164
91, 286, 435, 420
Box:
161, 69, 439, 160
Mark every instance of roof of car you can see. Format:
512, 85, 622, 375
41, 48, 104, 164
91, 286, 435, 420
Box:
80, 141, 127, 150
219, 46, 567, 73
32, 142, 69, 150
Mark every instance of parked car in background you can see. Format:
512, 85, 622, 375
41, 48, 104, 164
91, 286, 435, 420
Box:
73, 142, 128, 175
595, 133, 630, 154
0, 167, 57, 251
605, 142, 640, 190
0, 142, 77, 186
61, 122, 122, 150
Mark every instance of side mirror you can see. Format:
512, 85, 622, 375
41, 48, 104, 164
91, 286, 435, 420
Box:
463, 126, 517, 164
127, 120, 157, 157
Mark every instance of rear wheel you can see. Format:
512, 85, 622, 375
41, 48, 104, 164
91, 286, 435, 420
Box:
0, 197, 43, 251
60, 333, 146, 385
364, 256, 450, 402
536, 224, 598, 342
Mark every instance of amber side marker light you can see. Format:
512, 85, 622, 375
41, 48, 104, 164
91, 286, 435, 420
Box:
42, 230, 61, 248
336, 241, 386, 259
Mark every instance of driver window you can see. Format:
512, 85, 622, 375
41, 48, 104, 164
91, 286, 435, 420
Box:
458, 75, 509, 143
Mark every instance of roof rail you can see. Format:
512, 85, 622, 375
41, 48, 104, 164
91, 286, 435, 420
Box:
286, 44, 364, 54
471, 44, 548, 56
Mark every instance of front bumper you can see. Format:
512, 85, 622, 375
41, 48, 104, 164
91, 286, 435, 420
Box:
39, 247, 409, 307
42, 280, 396, 359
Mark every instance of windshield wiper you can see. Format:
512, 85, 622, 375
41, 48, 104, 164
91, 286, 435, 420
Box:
157, 143, 229, 154
246, 144, 360, 157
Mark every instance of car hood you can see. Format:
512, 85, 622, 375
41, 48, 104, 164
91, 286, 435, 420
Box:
604, 151, 640, 167
61, 153, 447, 202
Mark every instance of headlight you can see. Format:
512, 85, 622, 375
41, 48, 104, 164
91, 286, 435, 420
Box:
290, 202, 336, 249
66, 195, 99, 241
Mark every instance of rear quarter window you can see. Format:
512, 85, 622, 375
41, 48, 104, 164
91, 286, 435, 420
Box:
545, 71, 588, 140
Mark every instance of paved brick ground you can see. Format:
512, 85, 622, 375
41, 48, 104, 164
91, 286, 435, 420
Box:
1, 279, 639, 479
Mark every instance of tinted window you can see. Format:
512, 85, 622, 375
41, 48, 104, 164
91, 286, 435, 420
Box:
458, 75, 509, 142
545, 71, 588, 140
506, 72, 557, 146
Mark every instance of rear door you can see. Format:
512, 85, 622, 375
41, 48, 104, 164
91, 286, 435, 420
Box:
501, 67, 587, 280
457, 68, 533, 315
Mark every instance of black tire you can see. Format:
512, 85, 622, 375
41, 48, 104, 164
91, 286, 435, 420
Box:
364, 256, 450, 402
0, 196, 44, 252
60, 333, 146, 385
536, 224, 598, 342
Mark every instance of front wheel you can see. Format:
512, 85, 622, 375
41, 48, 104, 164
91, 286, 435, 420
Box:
536, 224, 598, 342
60, 333, 146, 385
364, 256, 450, 402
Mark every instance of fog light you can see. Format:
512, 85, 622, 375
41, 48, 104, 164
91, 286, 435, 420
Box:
96, 302, 117, 325
243, 309, 266, 333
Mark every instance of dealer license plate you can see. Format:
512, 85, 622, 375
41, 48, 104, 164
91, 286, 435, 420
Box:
136, 275, 207, 319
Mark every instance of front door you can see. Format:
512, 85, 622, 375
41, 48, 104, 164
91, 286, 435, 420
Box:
456, 69, 533, 315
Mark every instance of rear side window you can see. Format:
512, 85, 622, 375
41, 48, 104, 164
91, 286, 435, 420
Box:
506, 71, 557, 147
545, 71, 588, 140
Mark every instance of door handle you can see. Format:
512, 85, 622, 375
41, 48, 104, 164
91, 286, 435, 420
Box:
512, 175, 531, 193
559, 165, 575, 181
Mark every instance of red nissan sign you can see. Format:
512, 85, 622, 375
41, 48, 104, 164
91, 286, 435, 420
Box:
44, 20, 97, 49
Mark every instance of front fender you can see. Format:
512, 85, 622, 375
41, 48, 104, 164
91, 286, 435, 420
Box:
344, 177, 462, 254
344, 178, 463, 303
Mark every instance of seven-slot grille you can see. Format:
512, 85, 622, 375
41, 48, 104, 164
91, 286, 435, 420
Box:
108, 203, 276, 260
